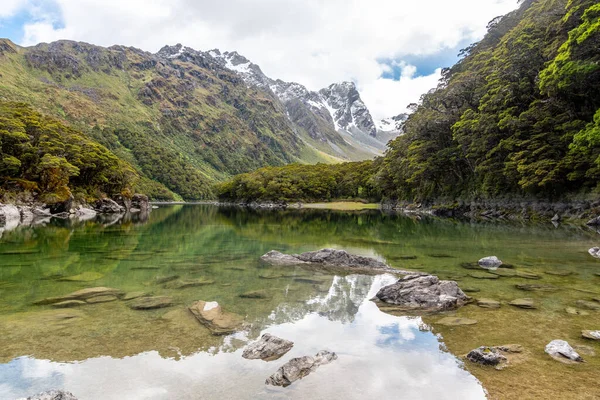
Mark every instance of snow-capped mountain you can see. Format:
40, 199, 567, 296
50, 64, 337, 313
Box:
157, 44, 403, 159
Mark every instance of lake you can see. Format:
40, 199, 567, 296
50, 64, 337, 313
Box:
0, 205, 599, 399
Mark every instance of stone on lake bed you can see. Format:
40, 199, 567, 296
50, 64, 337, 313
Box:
515, 271, 542, 280
516, 284, 558, 292
375, 275, 469, 312
436, 317, 478, 326
122, 292, 148, 301
478, 256, 503, 269
153, 275, 180, 284
462, 287, 481, 293
489, 268, 517, 277
509, 298, 536, 309
86, 295, 118, 304
545, 340, 583, 363
582, 330, 600, 340
576, 300, 600, 310
58, 271, 104, 282
128, 296, 173, 310
163, 278, 215, 289
265, 350, 337, 387
188, 300, 244, 335
545, 271, 575, 276
242, 333, 294, 361
51, 300, 86, 308
566, 307, 590, 316
477, 298, 501, 309
33, 287, 124, 305
468, 272, 499, 280
239, 290, 271, 299
466, 346, 506, 366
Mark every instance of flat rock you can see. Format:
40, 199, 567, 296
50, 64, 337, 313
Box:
468, 272, 499, 280
516, 284, 558, 292
436, 317, 478, 326
566, 307, 590, 316
489, 268, 517, 277
22, 390, 78, 400
545, 340, 583, 363
582, 330, 600, 340
153, 275, 180, 284
122, 292, 148, 301
239, 290, 271, 299
375, 275, 469, 312
51, 300, 86, 308
477, 298, 501, 309
576, 300, 600, 310
462, 287, 481, 293
163, 278, 215, 289
33, 287, 123, 305
188, 300, 244, 335
478, 256, 502, 270
242, 333, 294, 361
545, 271, 575, 277
466, 346, 506, 366
265, 350, 337, 387
86, 295, 118, 304
509, 298, 536, 309
515, 271, 541, 280
58, 272, 104, 282
260, 250, 309, 266
128, 296, 173, 310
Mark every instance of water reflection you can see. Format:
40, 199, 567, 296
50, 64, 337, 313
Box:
2, 274, 485, 400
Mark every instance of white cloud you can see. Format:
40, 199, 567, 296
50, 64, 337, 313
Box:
14, 0, 519, 118
0, 0, 29, 18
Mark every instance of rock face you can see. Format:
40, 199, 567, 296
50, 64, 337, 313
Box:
588, 247, 600, 259
478, 256, 503, 269
261, 248, 399, 273
242, 333, 294, 361
375, 275, 469, 312
265, 350, 337, 387
131, 194, 150, 212
545, 340, 583, 363
93, 198, 123, 213
466, 346, 507, 366
23, 390, 78, 400
188, 300, 244, 335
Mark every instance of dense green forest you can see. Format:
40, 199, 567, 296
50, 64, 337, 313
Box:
221, 0, 600, 204
0, 102, 136, 203
217, 161, 379, 202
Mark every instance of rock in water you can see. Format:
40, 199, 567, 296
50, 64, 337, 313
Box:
545, 340, 583, 363
265, 350, 337, 387
242, 333, 294, 361
435, 317, 478, 326
128, 296, 173, 310
588, 247, 600, 259
375, 275, 469, 312
582, 330, 600, 340
33, 287, 123, 305
188, 300, 244, 335
478, 256, 502, 270
477, 298, 501, 309
261, 248, 399, 272
509, 298, 536, 309
466, 347, 507, 366
23, 390, 78, 400
93, 198, 123, 213
260, 250, 308, 266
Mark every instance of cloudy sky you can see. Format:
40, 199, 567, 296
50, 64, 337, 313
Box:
0, 0, 518, 119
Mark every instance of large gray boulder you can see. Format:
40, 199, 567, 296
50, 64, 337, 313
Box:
545, 340, 583, 363
21, 390, 77, 400
93, 198, 123, 214
242, 333, 294, 361
466, 346, 507, 366
375, 275, 469, 312
265, 350, 337, 387
478, 256, 502, 270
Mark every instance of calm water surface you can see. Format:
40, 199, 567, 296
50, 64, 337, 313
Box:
0, 205, 599, 399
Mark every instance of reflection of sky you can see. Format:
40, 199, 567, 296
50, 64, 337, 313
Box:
2, 274, 485, 400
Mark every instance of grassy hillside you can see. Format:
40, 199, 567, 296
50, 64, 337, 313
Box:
0, 39, 335, 200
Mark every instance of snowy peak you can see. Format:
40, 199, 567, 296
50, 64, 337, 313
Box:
376, 113, 408, 133
319, 82, 377, 137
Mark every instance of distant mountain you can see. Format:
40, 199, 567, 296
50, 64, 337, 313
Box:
0, 39, 403, 200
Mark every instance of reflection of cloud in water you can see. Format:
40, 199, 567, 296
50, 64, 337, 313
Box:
1, 274, 485, 399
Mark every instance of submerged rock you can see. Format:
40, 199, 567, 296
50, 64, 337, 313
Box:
582, 330, 600, 340
576, 300, 600, 310
163, 278, 215, 289
516, 284, 558, 292
545, 340, 583, 363
51, 300, 86, 308
242, 333, 294, 361
86, 295, 118, 304
435, 317, 478, 326
58, 272, 104, 282
468, 272, 499, 280
489, 268, 517, 277
239, 290, 271, 299
261, 248, 401, 273
33, 287, 123, 305
265, 350, 337, 387
375, 275, 469, 312
515, 271, 542, 280
509, 298, 536, 309
477, 298, 501, 309
128, 296, 173, 310
188, 300, 244, 335
478, 256, 502, 270
122, 291, 148, 300
566, 307, 590, 316
466, 346, 506, 366
22, 390, 78, 400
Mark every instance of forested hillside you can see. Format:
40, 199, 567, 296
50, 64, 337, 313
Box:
220, 0, 600, 205
378, 0, 600, 201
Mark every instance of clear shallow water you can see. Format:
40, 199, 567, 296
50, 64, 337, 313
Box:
0, 205, 599, 399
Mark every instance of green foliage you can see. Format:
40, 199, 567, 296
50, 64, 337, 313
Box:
217, 161, 379, 203
0, 101, 136, 202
